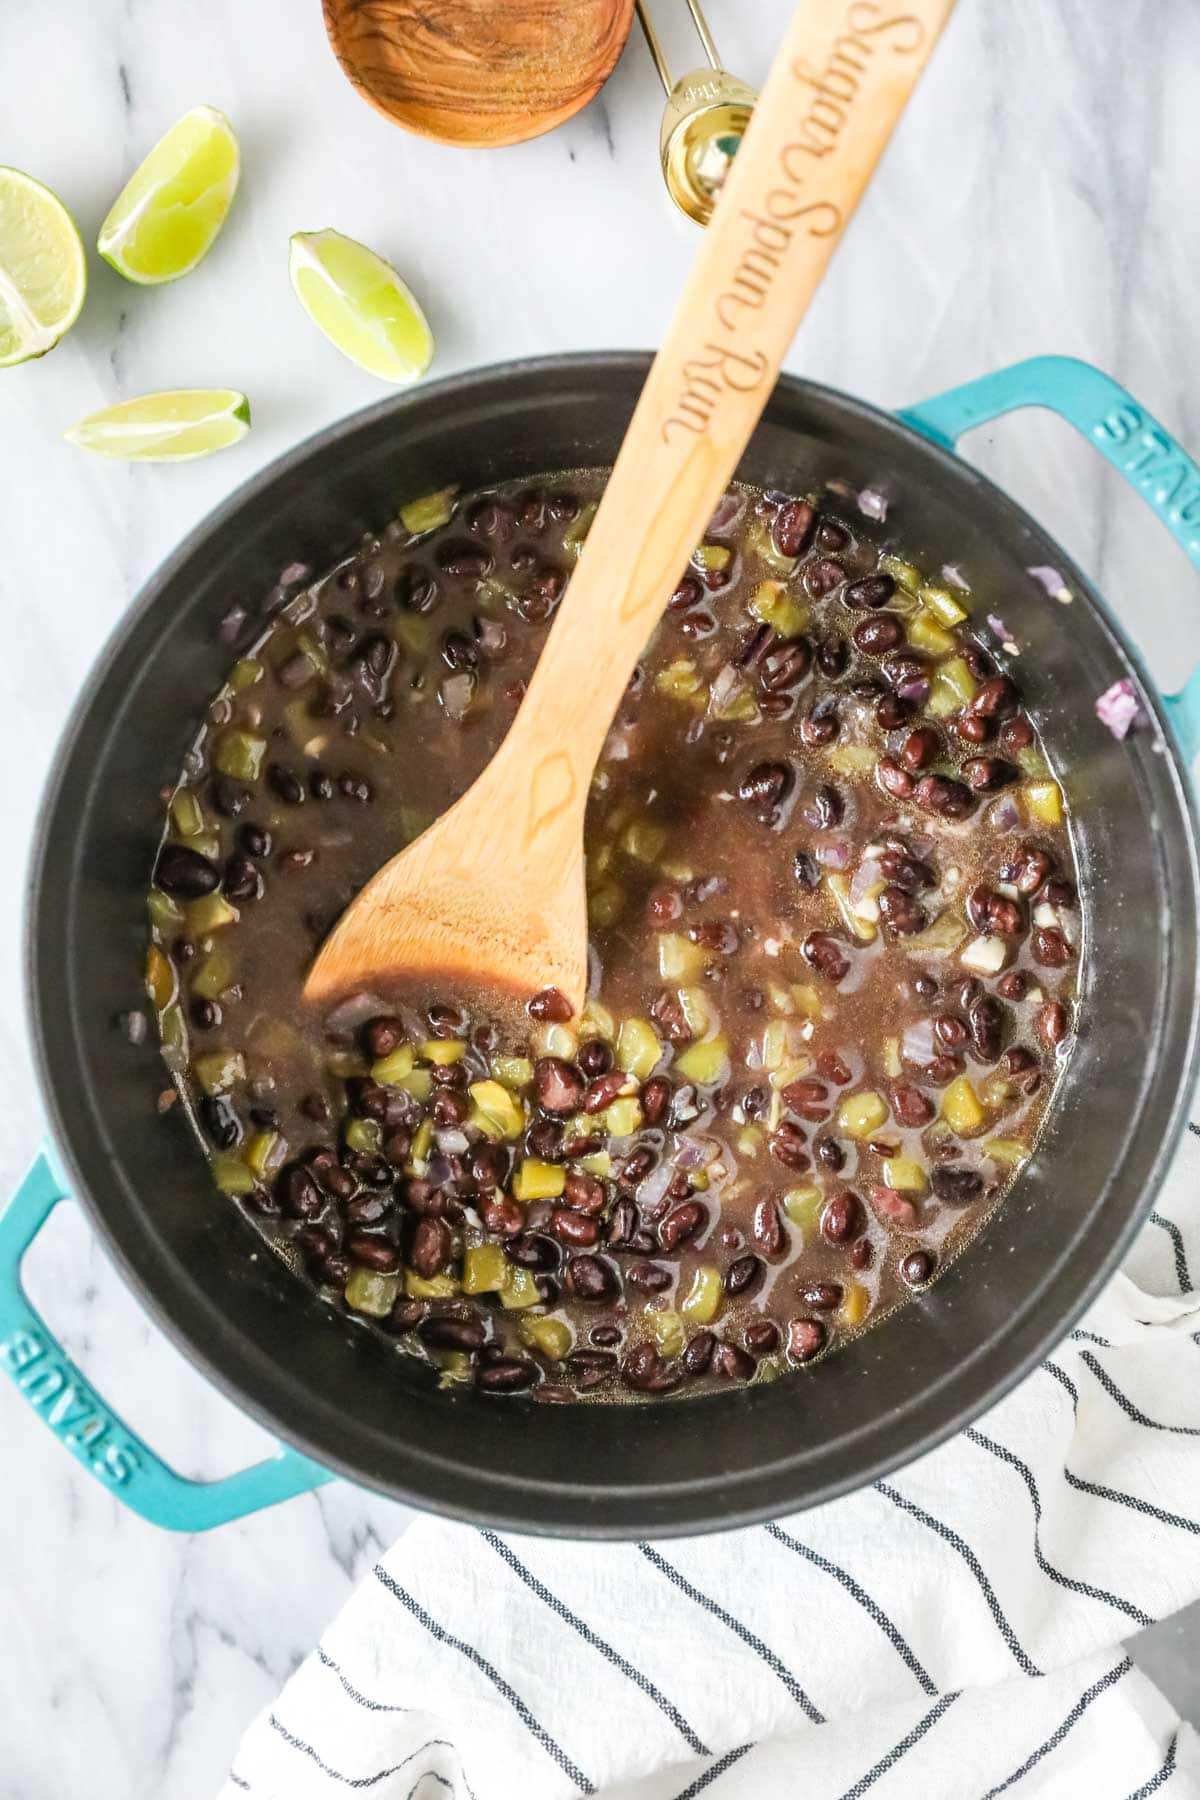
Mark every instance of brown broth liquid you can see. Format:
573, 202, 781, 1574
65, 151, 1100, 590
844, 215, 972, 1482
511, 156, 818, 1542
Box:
147, 474, 1080, 1401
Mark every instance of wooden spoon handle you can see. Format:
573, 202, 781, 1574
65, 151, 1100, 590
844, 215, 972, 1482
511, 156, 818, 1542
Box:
488, 0, 956, 857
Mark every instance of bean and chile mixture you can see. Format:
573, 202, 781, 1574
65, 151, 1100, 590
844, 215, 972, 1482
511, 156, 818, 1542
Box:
146, 475, 1080, 1400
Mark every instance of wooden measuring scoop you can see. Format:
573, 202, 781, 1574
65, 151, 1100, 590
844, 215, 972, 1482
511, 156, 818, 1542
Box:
305, 0, 958, 1013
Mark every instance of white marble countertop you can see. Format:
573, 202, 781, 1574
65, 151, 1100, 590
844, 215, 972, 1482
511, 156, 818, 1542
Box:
2, 2, 1199, 1794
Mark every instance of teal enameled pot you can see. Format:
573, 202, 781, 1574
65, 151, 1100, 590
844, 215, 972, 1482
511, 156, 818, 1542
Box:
4, 353, 1199, 1536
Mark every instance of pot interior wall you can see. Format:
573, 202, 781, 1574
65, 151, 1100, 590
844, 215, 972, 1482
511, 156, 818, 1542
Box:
30, 357, 1199, 1533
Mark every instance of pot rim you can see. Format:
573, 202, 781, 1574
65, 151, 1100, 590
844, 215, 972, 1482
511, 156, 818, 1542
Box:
25, 352, 1200, 1535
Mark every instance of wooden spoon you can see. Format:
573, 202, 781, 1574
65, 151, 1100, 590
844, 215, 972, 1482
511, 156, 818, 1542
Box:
323, 0, 635, 148
306, 0, 958, 1013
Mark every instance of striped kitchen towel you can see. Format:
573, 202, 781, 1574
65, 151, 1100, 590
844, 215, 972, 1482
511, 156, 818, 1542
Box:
221, 1120, 1200, 1800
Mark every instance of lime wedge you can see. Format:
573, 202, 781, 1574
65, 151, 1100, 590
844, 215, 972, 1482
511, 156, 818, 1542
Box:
0, 168, 86, 367
289, 229, 433, 384
65, 390, 250, 461
98, 105, 239, 285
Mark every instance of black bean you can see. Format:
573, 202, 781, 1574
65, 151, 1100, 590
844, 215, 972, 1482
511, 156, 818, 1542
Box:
477, 1358, 539, 1393
879, 848, 934, 892
624, 1260, 672, 1294
800, 1281, 843, 1312
787, 1318, 826, 1363
806, 557, 845, 597
420, 1314, 487, 1352
397, 567, 439, 613
760, 637, 813, 691
505, 1232, 560, 1272
221, 854, 262, 902
528, 986, 573, 1022
999, 715, 1035, 754
962, 756, 1019, 791
802, 931, 850, 983
1033, 927, 1073, 967
435, 537, 492, 579
820, 1190, 863, 1243
154, 843, 220, 898
238, 823, 272, 859
751, 1197, 786, 1256
348, 1234, 400, 1272
815, 1137, 846, 1171
781, 1076, 830, 1120
877, 757, 914, 799
853, 614, 905, 655
875, 692, 911, 730
967, 997, 1005, 1062
189, 997, 220, 1030
210, 774, 251, 818
770, 1123, 810, 1171
200, 1094, 242, 1149
1015, 847, 1054, 896
913, 774, 977, 820
409, 1216, 452, 1278
1038, 1000, 1070, 1046
892, 1085, 934, 1127
878, 885, 926, 935
900, 726, 939, 771
931, 1167, 983, 1204
793, 850, 821, 891
712, 1342, 756, 1381
955, 710, 990, 744
799, 699, 840, 746
901, 1250, 936, 1287
659, 1200, 707, 1251
816, 634, 849, 677
971, 675, 1020, 718
724, 1253, 764, 1295
804, 782, 844, 829
275, 1163, 321, 1219
738, 760, 793, 820
267, 762, 305, 805
549, 1208, 601, 1248
622, 1342, 682, 1393
681, 1331, 716, 1376
577, 1038, 613, 1077
744, 1319, 781, 1357
309, 770, 335, 800
843, 573, 895, 609
566, 1255, 619, 1300
773, 498, 817, 557
532, 1056, 584, 1115
583, 1071, 628, 1113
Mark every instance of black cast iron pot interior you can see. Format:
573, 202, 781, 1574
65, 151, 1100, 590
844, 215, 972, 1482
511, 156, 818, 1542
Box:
29, 355, 1200, 1537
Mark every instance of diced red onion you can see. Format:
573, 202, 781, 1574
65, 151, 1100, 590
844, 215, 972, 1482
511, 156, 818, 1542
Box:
439, 672, 475, 721
763, 489, 791, 508
1095, 677, 1143, 740
278, 561, 311, 587
425, 1153, 454, 1186
691, 875, 727, 901
857, 486, 888, 522
636, 1162, 676, 1213
987, 613, 1017, 648
849, 855, 884, 907
942, 563, 970, 590
602, 729, 632, 761
1027, 564, 1072, 601
902, 1019, 937, 1065
707, 492, 746, 540
816, 840, 851, 869
674, 1136, 720, 1170
897, 674, 931, 706
989, 795, 1021, 832
217, 602, 248, 644
435, 1128, 470, 1156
